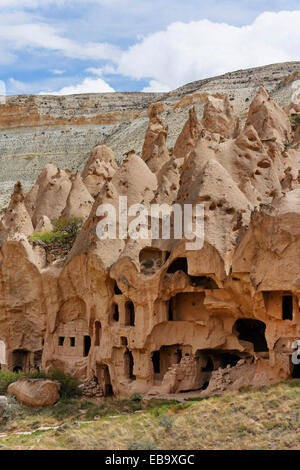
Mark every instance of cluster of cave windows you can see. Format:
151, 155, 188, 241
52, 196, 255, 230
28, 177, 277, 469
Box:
58, 335, 91, 357
112, 301, 135, 326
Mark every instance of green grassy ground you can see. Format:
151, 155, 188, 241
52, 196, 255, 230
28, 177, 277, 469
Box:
1, 381, 300, 450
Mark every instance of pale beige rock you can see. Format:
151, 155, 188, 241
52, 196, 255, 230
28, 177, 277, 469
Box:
82, 145, 117, 198
1, 86, 300, 400
62, 171, 94, 220
8, 378, 60, 407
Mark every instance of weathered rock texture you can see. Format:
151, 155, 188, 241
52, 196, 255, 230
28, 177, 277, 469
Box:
1, 69, 300, 399
7, 378, 60, 407
1, 61, 300, 207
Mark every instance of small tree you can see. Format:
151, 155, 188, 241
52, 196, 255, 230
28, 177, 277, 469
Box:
52, 217, 84, 237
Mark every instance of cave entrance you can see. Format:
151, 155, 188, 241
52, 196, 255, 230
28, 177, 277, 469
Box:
189, 276, 219, 289
125, 301, 135, 327
95, 321, 102, 347
167, 258, 188, 274
97, 364, 114, 397
152, 345, 182, 380
124, 349, 136, 380
233, 319, 268, 352
12, 350, 30, 373
282, 295, 293, 321
84, 336, 91, 357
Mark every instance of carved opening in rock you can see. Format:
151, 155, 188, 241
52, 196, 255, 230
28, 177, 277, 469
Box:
70, 337, 75, 347
282, 295, 293, 320
84, 336, 91, 357
121, 337, 128, 346
33, 350, 43, 371
114, 283, 122, 295
167, 258, 188, 274
97, 364, 113, 397
189, 276, 219, 289
140, 247, 163, 274
124, 349, 136, 380
233, 319, 268, 352
152, 345, 182, 381
12, 349, 30, 373
193, 349, 244, 392
113, 304, 119, 322
95, 321, 102, 347
125, 301, 135, 326
58, 336, 65, 346
152, 350, 160, 375
168, 292, 206, 321
291, 356, 300, 378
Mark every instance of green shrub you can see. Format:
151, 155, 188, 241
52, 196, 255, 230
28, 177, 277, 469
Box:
52, 217, 83, 236
29, 231, 70, 244
157, 413, 175, 430
130, 393, 142, 402
0, 369, 81, 399
0, 371, 22, 394
47, 370, 82, 399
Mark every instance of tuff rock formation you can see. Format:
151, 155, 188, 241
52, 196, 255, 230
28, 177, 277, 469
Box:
1, 87, 300, 399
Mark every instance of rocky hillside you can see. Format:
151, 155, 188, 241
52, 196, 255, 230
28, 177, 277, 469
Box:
0, 61, 299, 206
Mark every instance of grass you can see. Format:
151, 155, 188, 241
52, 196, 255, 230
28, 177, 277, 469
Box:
0, 370, 81, 398
1, 381, 300, 449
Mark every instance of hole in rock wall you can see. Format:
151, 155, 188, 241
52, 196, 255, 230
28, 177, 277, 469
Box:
282, 296, 293, 320
291, 356, 300, 378
97, 364, 114, 397
113, 304, 119, 322
189, 276, 219, 289
58, 337, 65, 346
151, 345, 183, 380
124, 349, 136, 380
167, 258, 188, 274
70, 337, 76, 347
114, 283, 122, 295
152, 351, 160, 375
233, 319, 268, 352
168, 292, 206, 321
121, 337, 128, 346
94, 321, 102, 347
125, 301, 135, 326
139, 248, 163, 274
84, 336, 91, 357
12, 350, 30, 373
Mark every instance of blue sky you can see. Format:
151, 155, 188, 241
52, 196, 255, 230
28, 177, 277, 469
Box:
0, 0, 300, 95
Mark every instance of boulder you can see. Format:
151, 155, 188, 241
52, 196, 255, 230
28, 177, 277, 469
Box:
7, 378, 60, 407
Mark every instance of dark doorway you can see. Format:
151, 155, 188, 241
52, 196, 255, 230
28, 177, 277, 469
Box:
167, 258, 188, 274
12, 350, 29, 373
125, 301, 135, 326
234, 319, 268, 352
84, 336, 91, 357
282, 296, 293, 320
168, 299, 174, 321
189, 276, 219, 289
152, 351, 160, 374
124, 349, 136, 380
95, 321, 101, 347
113, 304, 119, 322
114, 283, 122, 295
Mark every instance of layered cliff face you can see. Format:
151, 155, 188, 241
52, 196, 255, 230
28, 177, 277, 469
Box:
1, 72, 300, 398
0, 61, 300, 208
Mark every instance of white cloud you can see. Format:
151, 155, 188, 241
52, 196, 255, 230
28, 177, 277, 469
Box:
40, 77, 115, 95
0, 15, 122, 63
142, 80, 170, 93
118, 11, 300, 90
50, 69, 65, 75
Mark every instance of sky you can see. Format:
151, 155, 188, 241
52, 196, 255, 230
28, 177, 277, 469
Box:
0, 0, 300, 95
